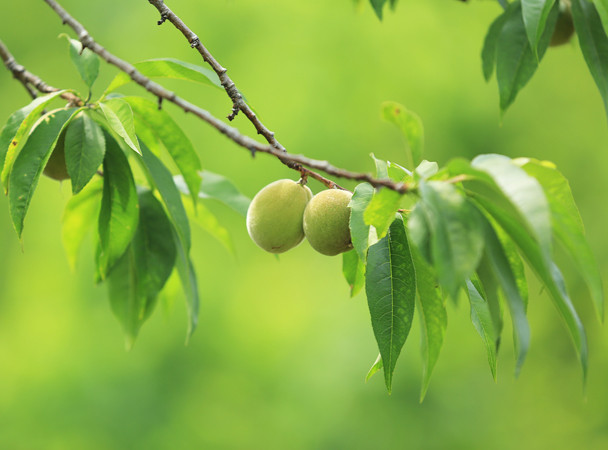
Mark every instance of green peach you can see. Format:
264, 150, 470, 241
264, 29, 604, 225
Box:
246, 179, 312, 253
303, 189, 353, 256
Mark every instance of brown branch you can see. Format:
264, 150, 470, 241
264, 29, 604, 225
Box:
39, 0, 411, 194
0, 39, 82, 106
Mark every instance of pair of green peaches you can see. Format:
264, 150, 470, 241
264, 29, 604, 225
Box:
246, 179, 353, 256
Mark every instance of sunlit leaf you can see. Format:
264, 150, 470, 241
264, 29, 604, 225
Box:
342, 249, 365, 297
594, 0, 608, 34
381, 101, 424, 168
349, 182, 375, 263
365, 353, 383, 382
521, 0, 557, 58
366, 215, 416, 393
63, 36, 100, 89
364, 188, 402, 239
100, 99, 141, 155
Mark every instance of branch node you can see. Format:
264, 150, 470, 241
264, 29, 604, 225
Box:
157, 96, 163, 110
227, 104, 239, 121
190, 37, 200, 48
157, 12, 168, 25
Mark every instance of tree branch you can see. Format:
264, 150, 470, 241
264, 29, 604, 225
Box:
0, 39, 82, 105
37, 0, 411, 194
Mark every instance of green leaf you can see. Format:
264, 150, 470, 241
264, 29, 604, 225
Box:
64, 111, 106, 194
62, 179, 103, 270
414, 160, 438, 181
571, 0, 608, 118
496, 1, 558, 113
99, 99, 141, 155
381, 101, 424, 168
482, 220, 530, 376
64, 36, 100, 89
364, 188, 403, 239
594, 0, 608, 34
124, 96, 202, 207
107, 190, 177, 349
97, 132, 139, 279
466, 279, 499, 380
187, 199, 235, 255
105, 58, 221, 93
370, 153, 388, 179
387, 161, 412, 182
370, 0, 388, 19
473, 194, 588, 382
413, 248, 447, 401
522, 0, 557, 58
365, 215, 416, 393
349, 182, 375, 263
482, 12, 508, 81
1, 90, 67, 192
342, 249, 365, 297
472, 154, 552, 260
418, 180, 485, 299
8, 108, 76, 237
516, 158, 603, 319
140, 142, 197, 339
365, 354, 383, 382
407, 202, 432, 263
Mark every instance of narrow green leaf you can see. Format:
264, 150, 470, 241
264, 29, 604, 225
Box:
571, 0, 608, 117
365, 354, 383, 382
522, 0, 557, 58
365, 215, 416, 393
100, 99, 141, 155
517, 158, 603, 319
407, 202, 432, 263
413, 248, 447, 401
1, 91, 67, 191
483, 220, 531, 376
473, 195, 588, 382
594, 0, 608, 34
364, 188, 403, 239
62, 179, 103, 270
370, 0, 388, 19
482, 12, 508, 81
349, 182, 375, 263
475, 257, 504, 356
125, 96, 202, 206
105, 58, 221, 94
342, 249, 365, 297
140, 142, 197, 339
496, 1, 558, 113
64, 36, 100, 89
97, 133, 139, 279
64, 111, 106, 194
8, 108, 76, 237
466, 279, 499, 380
418, 180, 485, 299
107, 190, 177, 349
381, 101, 424, 168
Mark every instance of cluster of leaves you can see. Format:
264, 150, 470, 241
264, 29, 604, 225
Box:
367, 0, 608, 118
0, 38, 249, 348
341, 101, 603, 398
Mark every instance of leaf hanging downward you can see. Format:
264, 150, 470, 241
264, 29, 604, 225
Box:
366, 215, 416, 393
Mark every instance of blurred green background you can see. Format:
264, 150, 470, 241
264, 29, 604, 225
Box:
2, 0, 608, 448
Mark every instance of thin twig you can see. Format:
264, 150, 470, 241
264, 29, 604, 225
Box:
0, 39, 82, 106
39, 0, 411, 194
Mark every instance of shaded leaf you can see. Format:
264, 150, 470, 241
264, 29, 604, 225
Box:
466, 279, 499, 380
107, 190, 177, 349
381, 101, 424, 168
594, 0, 608, 34
125, 96, 202, 206
366, 215, 416, 393
482, 11, 508, 81
349, 182, 375, 263
413, 248, 447, 401
97, 133, 139, 279
522, 0, 557, 58
9, 108, 76, 237
62, 179, 103, 270
571, 0, 608, 117
342, 249, 365, 297
64, 111, 106, 194
186, 199, 235, 255
100, 99, 141, 155
370, 0, 388, 19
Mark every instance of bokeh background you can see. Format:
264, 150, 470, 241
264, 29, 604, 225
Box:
2, 0, 608, 448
